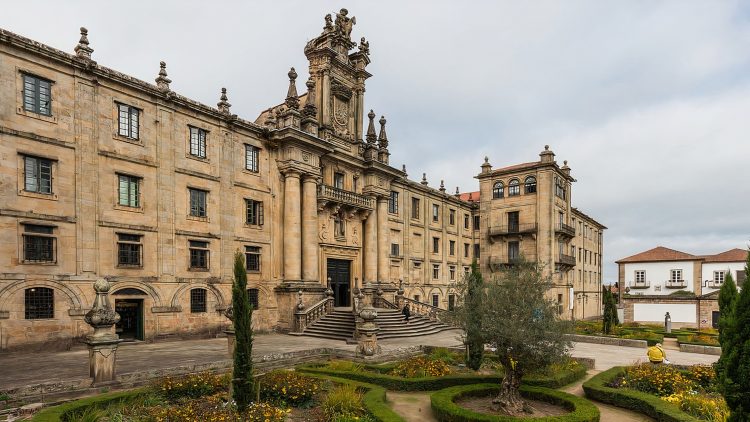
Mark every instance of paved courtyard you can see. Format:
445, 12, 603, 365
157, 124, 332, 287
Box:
0, 331, 718, 391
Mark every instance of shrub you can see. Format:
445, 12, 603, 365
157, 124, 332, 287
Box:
327, 360, 365, 373
322, 384, 366, 420
389, 356, 451, 378
152, 371, 228, 401
663, 392, 729, 421
429, 347, 463, 365
149, 395, 288, 422
259, 370, 321, 406
610, 364, 693, 397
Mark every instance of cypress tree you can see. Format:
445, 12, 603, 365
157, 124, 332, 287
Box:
602, 287, 619, 334
232, 251, 254, 411
465, 260, 484, 370
718, 272, 738, 347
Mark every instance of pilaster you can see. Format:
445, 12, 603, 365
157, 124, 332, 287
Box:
301, 175, 320, 282
283, 169, 302, 281
376, 197, 389, 282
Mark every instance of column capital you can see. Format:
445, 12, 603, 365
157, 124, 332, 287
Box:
302, 174, 323, 184
280, 168, 302, 179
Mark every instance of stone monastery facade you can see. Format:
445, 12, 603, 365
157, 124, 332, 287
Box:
0, 9, 604, 351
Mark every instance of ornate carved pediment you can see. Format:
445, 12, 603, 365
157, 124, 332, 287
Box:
331, 80, 353, 100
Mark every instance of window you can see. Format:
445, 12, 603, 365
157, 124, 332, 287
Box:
388, 191, 399, 214
473, 215, 480, 230
474, 244, 480, 258
190, 288, 207, 313
508, 179, 520, 196
571, 246, 576, 258
432, 237, 440, 253
508, 211, 519, 232
24, 155, 52, 194
245, 199, 264, 225
25, 287, 53, 319
23, 74, 52, 115
464, 213, 470, 229
448, 294, 455, 311
353, 177, 358, 192
189, 240, 209, 270
432, 204, 439, 222
449, 240, 455, 256
411, 197, 420, 219
247, 288, 260, 309
333, 210, 345, 237
22, 224, 55, 263
557, 294, 564, 315
449, 209, 455, 225
508, 241, 520, 261
635, 270, 646, 283
449, 265, 456, 280
391, 243, 400, 257
492, 182, 504, 199
189, 188, 207, 217
245, 246, 261, 272
414, 294, 421, 303
555, 178, 566, 199
245, 145, 259, 172
464, 243, 470, 258
333, 172, 345, 189
670, 269, 682, 282
117, 233, 142, 267
189, 126, 207, 158
737, 270, 746, 288
118, 174, 140, 207
432, 264, 440, 279
117, 104, 139, 139
432, 294, 439, 307
524, 176, 537, 194
713, 271, 725, 285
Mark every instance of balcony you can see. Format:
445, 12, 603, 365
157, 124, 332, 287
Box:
489, 254, 538, 271
488, 223, 537, 239
317, 184, 374, 210
705, 280, 723, 289
629, 281, 651, 289
555, 222, 576, 239
665, 280, 688, 289
556, 253, 576, 269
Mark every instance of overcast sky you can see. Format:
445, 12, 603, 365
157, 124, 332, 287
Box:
3, 1, 749, 282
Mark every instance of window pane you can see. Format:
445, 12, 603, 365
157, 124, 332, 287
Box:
190, 289, 207, 313
24, 156, 38, 192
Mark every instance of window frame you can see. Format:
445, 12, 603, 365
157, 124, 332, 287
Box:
247, 288, 260, 310
432, 294, 439, 307
22, 224, 56, 263
635, 270, 646, 283
245, 246, 261, 272
22, 74, 52, 116
23, 155, 53, 194
449, 240, 455, 256
188, 126, 208, 158
390, 243, 400, 257
333, 172, 345, 189
670, 269, 683, 282
116, 232, 143, 267
492, 181, 504, 199
25, 287, 54, 319
713, 271, 725, 285
188, 188, 208, 218
432, 204, 439, 223
432, 237, 440, 254
117, 103, 140, 140
190, 288, 208, 313
432, 264, 440, 280
244, 144, 260, 172
245, 198, 264, 226
117, 174, 141, 208
189, 240, 210, 270
388, 191, 399, 214
524, 176, 537, 194
411, 197, 420, 220
508, 179, 520, 196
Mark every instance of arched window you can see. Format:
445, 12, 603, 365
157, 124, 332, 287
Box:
190, 288, 207, 313
508, 179, 520, 196
492, 182, 504, 199
524, 176, 537, 194
25, 287, 54, 319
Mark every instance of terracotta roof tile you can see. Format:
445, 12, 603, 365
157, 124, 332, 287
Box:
616, 246, 699, 264
490, 161, 539, 174
459, 191, 480, 201
702, 248, 748, 263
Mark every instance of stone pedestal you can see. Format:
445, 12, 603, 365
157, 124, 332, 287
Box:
83, 278, 122, 385
356, 305, 380, 356
85, 337, 122, 385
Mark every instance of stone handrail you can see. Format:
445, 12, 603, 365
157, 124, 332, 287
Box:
294, 296, 334, 333
318, 184, 375, 209
376, 296, 398, 309
403, 297, 447, 322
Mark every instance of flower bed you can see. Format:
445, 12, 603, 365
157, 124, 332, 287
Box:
430, 383, 600, 422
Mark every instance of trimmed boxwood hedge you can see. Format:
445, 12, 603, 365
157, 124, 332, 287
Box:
430, 383, 600, 422
297, 363, 587, 391
303, 373, 405, 422
32, 389, 148, 422
582, 366, 699, 422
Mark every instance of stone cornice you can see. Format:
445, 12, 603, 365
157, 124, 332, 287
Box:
0, 126, 75, 150
98, 149, 157, 167
175, 229, 221, 239
0, 209, 76, 223
175, 167, 220, 182
97, 220, 157, 232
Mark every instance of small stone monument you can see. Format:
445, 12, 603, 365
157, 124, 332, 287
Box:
664, 312, 672, 334
356, 304, 380, 356
83, 278, 121, 385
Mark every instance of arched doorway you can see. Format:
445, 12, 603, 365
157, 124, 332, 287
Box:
112, 288, 147, 341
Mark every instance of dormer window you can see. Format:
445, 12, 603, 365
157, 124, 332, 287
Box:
492, 182, 504, 199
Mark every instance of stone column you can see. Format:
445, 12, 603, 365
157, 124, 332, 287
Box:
283, 170, 302, 281
83, 279, 122, 385
301, 176, 320, 282
376, 197, 389, 283
363, 207, 377, 283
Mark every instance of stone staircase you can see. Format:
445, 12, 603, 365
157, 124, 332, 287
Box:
300, 308, 454, 341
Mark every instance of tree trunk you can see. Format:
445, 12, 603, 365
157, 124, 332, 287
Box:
492, 367, 526, 415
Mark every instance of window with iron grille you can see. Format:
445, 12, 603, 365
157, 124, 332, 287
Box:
117, 233, 142, 267
432, 294, 439, 307
247, 288, 259, 310
117, 104, 139, 139
432, 237, 439, 253
390, 243, 400, 257
118, 174, 140, 207
449, 240, 455, 256
388, 191, 399, 214
245, 246, 261, 272
23, 74, 52, 115
190, 288, 207, 313
245, 144, 260, 172
25, 287, 53, 319
189, 126, 207, 158
333, 172, 345, 189
23, 224, 55, 263
508, 179, 520, 196
432, 204, 439, 222
189, 188, 207, 217
245, 199, 264, 225
24, 155, 52, 194
432, 264, 440, 279
411, 197, 420, 219
189, 240, 209, 269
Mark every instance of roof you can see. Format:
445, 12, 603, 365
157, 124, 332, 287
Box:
702, 248, 748, 263
458, 191, 480, 202
572, 207, 607, 229
616, 246, 699, 264
490, 161, 539, 174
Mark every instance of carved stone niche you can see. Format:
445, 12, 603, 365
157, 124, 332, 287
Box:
330, 80, 353, 138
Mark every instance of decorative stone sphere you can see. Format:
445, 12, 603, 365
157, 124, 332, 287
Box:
359, 306, 378, 322
93, 278, 110, 293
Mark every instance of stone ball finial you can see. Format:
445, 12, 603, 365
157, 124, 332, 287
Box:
484, 156, 489, 164
544, 145, 549, 151
379, 115, 386, 126
564, 160, 568, 165
306, 77, 315, 90
368, 109, 375, 120
288, 67, 297, 81
93, 278, 110, 293
80, 27, 88, 36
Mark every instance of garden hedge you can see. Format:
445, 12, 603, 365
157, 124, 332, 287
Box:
582, 367, 699, 422
31, 389, 148, 422
430, 383, 600, 422
297, 363, 586, 391
302, 373, 405, 422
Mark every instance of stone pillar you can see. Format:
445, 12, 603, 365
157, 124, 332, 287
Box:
224, 306, 235, 357
301, 176, 320, 282
356, 305, 380, 356
376, 197, 389, 283
83, 279, 122, 385
283, 170, 302, 281
363, 207, 377, 283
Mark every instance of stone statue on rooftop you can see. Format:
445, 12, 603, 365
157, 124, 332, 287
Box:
335, 8, 356, 38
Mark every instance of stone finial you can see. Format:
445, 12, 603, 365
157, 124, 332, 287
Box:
83, 278, 120, 341
366, 109, 377, 144
217, 88, 231, 114
439, 180, 446, 193
561, 159, 571, 176
285, 67, 300, 109
74, 27, 94, 59
455, 187, 460, 197
303, 77, 317, 117
377, 115, 388, 150
402, 164, 407, 176
481, 156, 492, 173
421, 173, 428, 186
155, 61, 171, 92
540, 144, 555, 163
